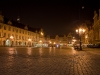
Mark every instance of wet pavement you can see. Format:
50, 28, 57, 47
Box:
0, 47, 100, 75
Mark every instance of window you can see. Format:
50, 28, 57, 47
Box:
0, 32, 1, 37
25, 31, 27, 35
4, 26, 6, 30
8, 34, 10, 37
0, 25, 1, 29
19, 36, 20, 39
20, 30, 21, 33
13, 28, 14, 32
4, 33, 6, 37
22, 36, 24, 40
16, 29, 18, 33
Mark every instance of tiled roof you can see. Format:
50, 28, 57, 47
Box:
3, 17, 41, 32
4, 17, 25, 29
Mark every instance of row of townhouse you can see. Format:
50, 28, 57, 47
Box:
45, 33, 73, 47
0, 14, 45, 47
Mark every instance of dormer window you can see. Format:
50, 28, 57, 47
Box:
7, 20, 12, 25
24, 25, 28, 30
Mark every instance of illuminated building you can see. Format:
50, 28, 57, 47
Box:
0, 14, 44, 47
92, 9, 100, 44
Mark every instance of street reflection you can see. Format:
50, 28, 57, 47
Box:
6, 48, 15, 68
49, 47, 56, 55
27, 48, 32, 55
53, 47, 56, 55
8, 48, 17, 55
39, 48, 43, 56
6, 56, 14, 67
71, 47, 76, 54
49, 47, 52, 54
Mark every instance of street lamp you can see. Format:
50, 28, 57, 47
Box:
28, 38, 31, 41
76, 28, 85, 50
39, 40, 42, 43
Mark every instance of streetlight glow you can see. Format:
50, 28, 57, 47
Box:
83, 29, 85, 33
41, 32, 43, 35
75, 28, 85, 50
53, 42, 56, 44
76, 29, 78, 33
10, 36, 14, 39
39, 40, 42, 43
28, 38, 31, 41
79, 28, 82, 32
49, 41, 52, 44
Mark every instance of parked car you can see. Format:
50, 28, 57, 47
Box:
87, 44, 100, 48
73, 45, 80, 50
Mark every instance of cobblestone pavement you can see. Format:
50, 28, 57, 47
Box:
0, 47, 100, 75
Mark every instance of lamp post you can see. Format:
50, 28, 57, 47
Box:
76, 28, 85, 50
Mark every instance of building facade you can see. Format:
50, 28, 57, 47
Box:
45, 33, 73, 47
86, 9, 100, 44
83, 9, 100, 44
92, 9, 100, 44
0, 14, 45, 47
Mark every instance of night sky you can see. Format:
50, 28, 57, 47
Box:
0, 0, 100, 36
